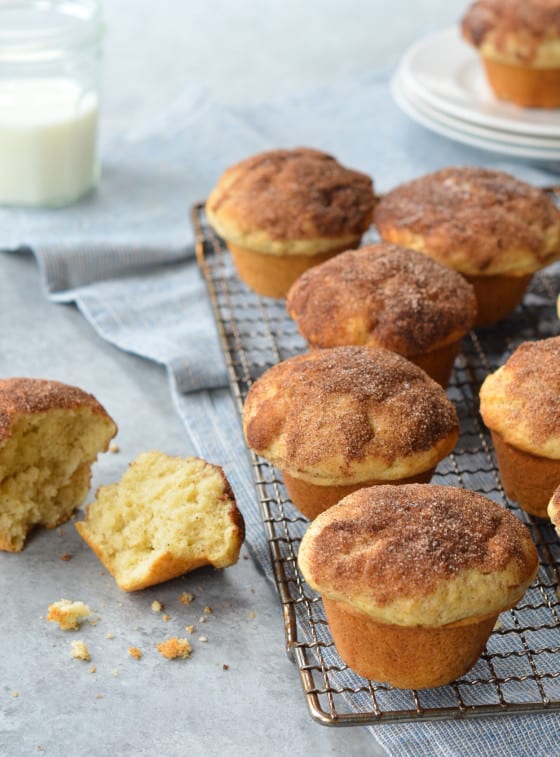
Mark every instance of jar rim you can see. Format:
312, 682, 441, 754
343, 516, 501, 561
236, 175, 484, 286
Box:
0, 1, 103, 61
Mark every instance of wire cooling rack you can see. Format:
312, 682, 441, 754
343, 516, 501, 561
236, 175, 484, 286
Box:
192, 202, 560, 726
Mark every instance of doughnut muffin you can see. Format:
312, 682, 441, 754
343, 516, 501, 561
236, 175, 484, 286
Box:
286, 243, 477, 387
242, 346, 459, 519
462, 0, 560, 108
374, 167, 560, 327
298, 483, 538, 689
547, 483, 560, 534
480, 336, 560, 517
76, 451, 245, 591
0, 378, 117, 552
206, 147, 376, 298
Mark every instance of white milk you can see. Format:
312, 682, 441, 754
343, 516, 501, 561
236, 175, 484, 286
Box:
0, 78, 99, 207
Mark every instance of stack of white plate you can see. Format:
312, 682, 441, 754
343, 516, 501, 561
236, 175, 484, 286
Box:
392, 27, 560, 163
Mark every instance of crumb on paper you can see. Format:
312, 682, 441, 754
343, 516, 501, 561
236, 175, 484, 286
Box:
11, 691, 19, 698
60, 553, 73, 561
185, 625, 195, 634
198, 635, 208, 643
106, 633, 114, 640
109, 442, 120, 453
111, 669, 118, 677
95, 694, 104, 700
222, 664, 229, 671
162, 614, 172, 622
47, 599, 91, 630
128, 647, 142, 660
90, 666, 96, 674
248, 611, 256, 620
156, 637, 192, 660
151, 600, 163, 613
199, 616, 207, 624
70, 640, 91, 661
179, 591, 194, 605
203, 606, 212, 615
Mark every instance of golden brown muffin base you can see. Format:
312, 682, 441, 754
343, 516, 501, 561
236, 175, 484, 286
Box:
465, 272, 532, 328
491, 430, 560, 518
482, 58, 560, 109
228, 240, 358, 299
323, 597, 497, 689
410, 341, 461, 388
281, 467, 435, 520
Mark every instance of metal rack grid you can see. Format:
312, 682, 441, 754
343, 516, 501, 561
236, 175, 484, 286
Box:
192, 202, 560, 726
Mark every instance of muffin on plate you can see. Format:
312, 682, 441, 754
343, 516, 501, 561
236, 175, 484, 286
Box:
480, 336, 560, 517
461, 0, 560, 108
205, 147, 376, 298
374, 167, 560, 327
242, 346, 459, 519
286, 242, 477, 387
547, 483, 560, 534
298, 483, 538, 689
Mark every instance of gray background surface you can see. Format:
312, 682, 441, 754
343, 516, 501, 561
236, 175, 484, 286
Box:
1, 1, 468, 755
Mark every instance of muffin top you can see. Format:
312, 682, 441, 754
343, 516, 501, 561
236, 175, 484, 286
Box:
243, 346, 458, 485
206, 147, 375, 256
374, 167, 560, 276
286, 243, 477, 356
462, 0, 560, 67
547, 483, 560, 534
480, 336, 560, 458
298, 483, 538, 627
0, 377, 116, 444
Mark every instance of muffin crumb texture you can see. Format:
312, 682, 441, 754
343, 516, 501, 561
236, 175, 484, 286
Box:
0, 378, 117, 552
75, 450, 245, 591
70, 640, 91, 661
47, 599, 91, 631
156, 637, 192, 660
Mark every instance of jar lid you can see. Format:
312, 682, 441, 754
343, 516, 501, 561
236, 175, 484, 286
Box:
0, 1, 103, 61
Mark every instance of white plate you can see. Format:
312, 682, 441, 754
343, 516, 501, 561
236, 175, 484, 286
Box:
394, 70, 560, 154
400, 27, 560, 138
391, 72, 560, 163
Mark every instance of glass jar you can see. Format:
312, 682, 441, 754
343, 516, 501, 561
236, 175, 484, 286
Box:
0, 0, 103, 207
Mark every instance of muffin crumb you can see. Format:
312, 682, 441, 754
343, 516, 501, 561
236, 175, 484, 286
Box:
156, 637, 192, 660
128, 647, 142, 660
179, 591, 194, 605
47, 599, 91, 631
70, 640, 91, 661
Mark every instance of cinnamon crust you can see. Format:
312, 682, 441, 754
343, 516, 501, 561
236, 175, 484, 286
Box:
243, 346, 459, 487
0, 378, 113, 441
286, 243, 477, 357
479, 336, 560, 458
374, 167, 560, 277
298, 483, 538, 627
462, 0, 560, 65
206, 147, 375, 256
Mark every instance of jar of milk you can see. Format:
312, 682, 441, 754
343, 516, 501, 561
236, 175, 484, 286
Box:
0, 1, 103, 207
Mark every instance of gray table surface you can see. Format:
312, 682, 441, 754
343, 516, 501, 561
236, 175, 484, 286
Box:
1, 2, 466, 755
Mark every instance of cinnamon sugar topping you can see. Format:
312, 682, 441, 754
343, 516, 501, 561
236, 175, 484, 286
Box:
301, 483, 538, 605
207, 147, 375, 241
462, 1, 560, 53
374, 167, 560, 275
286, 243, 477, 355
243, 346, 458, 480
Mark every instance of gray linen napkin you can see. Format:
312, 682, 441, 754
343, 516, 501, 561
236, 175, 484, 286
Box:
2, 71, 560, 757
